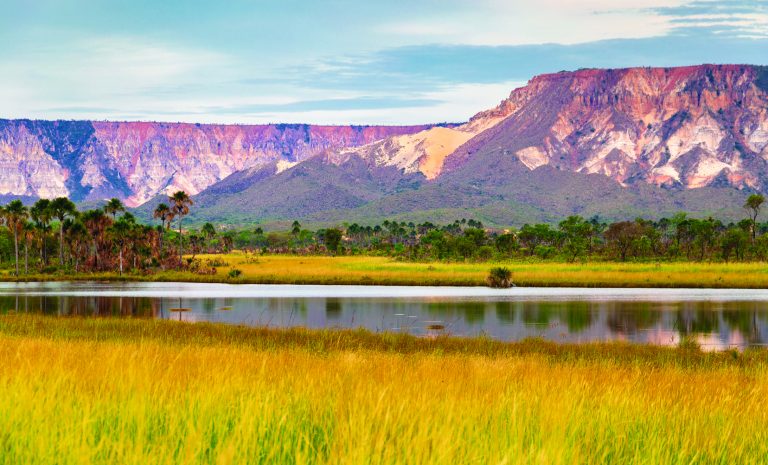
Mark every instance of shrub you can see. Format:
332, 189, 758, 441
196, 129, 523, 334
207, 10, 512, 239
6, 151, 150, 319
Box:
206, 258, 230, 267
678, 336, 701, 352
476, 246, 495, 261
533, 245, 556, 260
487, 267, 513, 288
227, 269, 243, 279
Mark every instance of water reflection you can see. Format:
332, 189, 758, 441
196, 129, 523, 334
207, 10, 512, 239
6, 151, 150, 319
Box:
1, 285, 768, 350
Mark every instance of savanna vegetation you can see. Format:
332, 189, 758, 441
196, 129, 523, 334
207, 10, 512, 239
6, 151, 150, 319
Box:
2, 193, 768, 287
1, 314, 767, 464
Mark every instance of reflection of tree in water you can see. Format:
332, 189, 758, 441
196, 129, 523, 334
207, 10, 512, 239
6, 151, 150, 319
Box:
675, 302, 720, 335
293, 300, 308, 318
425, 302, 461, 321
606, 302, 662, 333
521, 302, 556, 326
325, 299, 342, 319
202, 299, 216, 313
722, 302, 768, 344
463, 302, 486, 324
564, 302, 594, 333
495, 302, 514, 323
0, 296, 18, 313
2, 295, 158, 318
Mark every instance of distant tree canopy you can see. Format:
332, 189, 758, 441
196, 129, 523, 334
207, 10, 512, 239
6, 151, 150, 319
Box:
3, 196, 768, 275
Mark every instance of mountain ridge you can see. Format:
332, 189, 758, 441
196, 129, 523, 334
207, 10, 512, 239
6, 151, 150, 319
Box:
3, 64, 768, 226
182, 64, 767, 225
0, 119, 441, 206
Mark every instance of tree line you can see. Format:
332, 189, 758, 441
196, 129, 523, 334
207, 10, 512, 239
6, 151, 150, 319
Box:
217, 195, 768, 263
0, 191, 193, 276
1, 193, 767, 275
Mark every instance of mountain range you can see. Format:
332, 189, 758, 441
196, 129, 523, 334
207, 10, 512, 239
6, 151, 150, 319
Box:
0, 121, 439, 207
3, 64, 768, 226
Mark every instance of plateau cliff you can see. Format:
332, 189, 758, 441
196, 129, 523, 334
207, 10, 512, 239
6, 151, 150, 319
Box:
0, 120, 435, 206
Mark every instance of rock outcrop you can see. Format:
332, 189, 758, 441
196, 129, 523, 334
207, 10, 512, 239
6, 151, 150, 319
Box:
444, 65, 768, 190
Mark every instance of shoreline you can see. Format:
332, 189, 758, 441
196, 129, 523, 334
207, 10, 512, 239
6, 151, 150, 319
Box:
4, 280, 768, 299
2, 254, 768, 289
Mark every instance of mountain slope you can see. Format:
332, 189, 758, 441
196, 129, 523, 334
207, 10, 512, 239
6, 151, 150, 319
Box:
0, 120, 437, 206
184, 64, 765, 225
445, 65, 768, 190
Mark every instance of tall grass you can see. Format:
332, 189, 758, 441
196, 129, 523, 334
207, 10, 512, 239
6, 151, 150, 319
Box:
1, 315, 768, 464
5, 254, 768, 288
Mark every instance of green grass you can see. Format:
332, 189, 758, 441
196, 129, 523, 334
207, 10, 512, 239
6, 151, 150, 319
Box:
1, 315, 768, 464
4, 253, 768, 288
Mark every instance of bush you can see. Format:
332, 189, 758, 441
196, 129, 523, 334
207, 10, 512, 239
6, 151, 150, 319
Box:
487, 267, 513, 288
206, 258, 230, 267
227, 269, 243, 279
476, 246, 495, 261
533, 245, 556, 260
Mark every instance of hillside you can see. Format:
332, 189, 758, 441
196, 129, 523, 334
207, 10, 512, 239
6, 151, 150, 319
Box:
183, 65, 766, 225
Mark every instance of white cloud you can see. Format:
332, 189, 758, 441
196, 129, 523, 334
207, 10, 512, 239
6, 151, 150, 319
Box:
377, 0, 689, 46
0, 36, 231, 118
205, 81, 525, 126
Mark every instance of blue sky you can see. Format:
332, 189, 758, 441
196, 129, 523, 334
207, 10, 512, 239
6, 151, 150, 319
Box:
1, 0, 767, 124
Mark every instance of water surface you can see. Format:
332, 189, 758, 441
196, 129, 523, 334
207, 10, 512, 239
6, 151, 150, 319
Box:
1, 282, 767, 350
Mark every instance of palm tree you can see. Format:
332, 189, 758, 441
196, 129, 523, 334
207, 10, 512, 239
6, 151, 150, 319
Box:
2, 200, 28, 275
104, 198, 125, 220
745, 194, 765, 242
169, 191, 193, 267
153, 203, 172, 256
30, 199, 51, 266
50, 197, 77, 266
22, 221, 34, 274
65, 220, 88, 272
108, 215, 134, 275
82, 209, 110, 270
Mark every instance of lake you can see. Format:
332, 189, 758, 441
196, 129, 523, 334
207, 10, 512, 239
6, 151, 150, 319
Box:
1, 282, 767, 350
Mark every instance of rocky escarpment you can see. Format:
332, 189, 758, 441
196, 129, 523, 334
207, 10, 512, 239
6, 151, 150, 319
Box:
0, 120, 435, 206
444, 65, 768, 190
187, 64, 768, 224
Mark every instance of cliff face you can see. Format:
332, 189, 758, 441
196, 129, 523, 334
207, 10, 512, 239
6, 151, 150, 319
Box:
170, 65, 768, 224
444, 65, 768, 190
4, 64, 768, 221
0, 120, 434, 206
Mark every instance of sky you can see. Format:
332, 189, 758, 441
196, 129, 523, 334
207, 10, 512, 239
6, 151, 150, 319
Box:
1, 0, 767, 125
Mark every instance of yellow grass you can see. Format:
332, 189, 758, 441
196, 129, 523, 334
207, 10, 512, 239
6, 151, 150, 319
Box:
1, 315, 768, 464
5, 254, 768, 287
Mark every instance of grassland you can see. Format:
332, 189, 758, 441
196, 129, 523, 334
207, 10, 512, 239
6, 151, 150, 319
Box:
1, 315, 768, 464
4, 253, 768, 288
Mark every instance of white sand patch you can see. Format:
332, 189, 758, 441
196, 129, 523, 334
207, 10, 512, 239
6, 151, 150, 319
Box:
276, 159, 298, 174
336, 113, 507, 179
